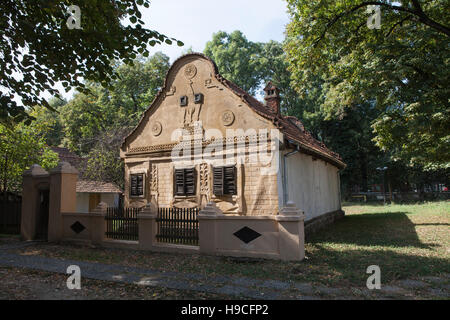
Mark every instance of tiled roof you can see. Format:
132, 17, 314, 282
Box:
122, 53, 345, 169
50, 147, 86, 173
220, 77, 345, 168
76, 180, 122, 194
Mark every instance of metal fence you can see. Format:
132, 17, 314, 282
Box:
156, 207, 199, 246
105, 207, 140, 241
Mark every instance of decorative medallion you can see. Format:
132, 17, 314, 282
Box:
151, 121, 162, 136
222, 110, 235, 126
233, 226, 261, 244
184, 64, 197, 79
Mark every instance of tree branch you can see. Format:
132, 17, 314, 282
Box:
314, 1, 449, 46
385, 15, 413, 37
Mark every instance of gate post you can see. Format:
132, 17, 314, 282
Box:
276, 202, 305, 261
91, 202, 107, 245
48, 162, 78, 242
138, 203, 157, 250
21, 165, 49, 240
198, 202, 222, 255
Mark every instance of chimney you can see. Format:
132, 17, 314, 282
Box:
264, 81, 281, 115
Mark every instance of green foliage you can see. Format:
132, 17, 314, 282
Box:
204, 31, 264, 95
28, 97, 66, 147
0, 123, 59, 193
284, 0, 450, 169
59, 53, 170, 155
0, 0, 183, 123
84, 143, 124, 189
35, 53, 170, 186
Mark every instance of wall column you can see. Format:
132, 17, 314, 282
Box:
48, 162, 78, 242
90, 202, 107, 245
276, 202, 305, 261
138, 203, 157, 250
20, 165, 49, 240
198, 202, 222, 255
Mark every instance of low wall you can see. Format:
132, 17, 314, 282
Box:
62, 212, 92, 243
199, 202, 305, 261
59, 202, 306, 261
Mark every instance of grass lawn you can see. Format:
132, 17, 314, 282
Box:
11, 201, 450, 288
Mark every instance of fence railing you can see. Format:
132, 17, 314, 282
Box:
156, 207, 199, 246
105, 207, 140, 241
0, 199, 21, 234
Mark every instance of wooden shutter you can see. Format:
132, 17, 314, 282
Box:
130, 174, 144, 196
175, 169, 185, 196
130, 174, 137, 196
224, 166, 237, 195
137, 174, 143, 196
185, 168, 196, 196
213, 167, 224, 196
213, 166, 236, 195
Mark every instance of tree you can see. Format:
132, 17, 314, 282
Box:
284, 0, 450, 169
0, 123, 59, 193
59, 52, 170, 154
204, 31, 264, 95
1, 0, 182, 123
28, 97, 66, 147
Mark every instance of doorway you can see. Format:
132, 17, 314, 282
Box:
35, 190, 49, 240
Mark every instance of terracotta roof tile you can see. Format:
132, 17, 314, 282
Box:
50, 147, 86, 173
76, 180, 122, 194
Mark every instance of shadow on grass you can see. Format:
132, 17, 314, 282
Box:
308, 212, 436, 249
296, 244, 450, 285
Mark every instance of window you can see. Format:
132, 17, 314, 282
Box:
213, 165, 237, 196
174, 168, 196, 196
130, 173, 144, 197
180, 96, 188, 106
194, 93, 203, 104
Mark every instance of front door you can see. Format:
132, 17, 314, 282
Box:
35, 190, 49, 240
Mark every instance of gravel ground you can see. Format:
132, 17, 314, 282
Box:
1, 238, 448, 300
0, 266, 232, 300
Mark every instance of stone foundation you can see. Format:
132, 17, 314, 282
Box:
304, 209, 345, 239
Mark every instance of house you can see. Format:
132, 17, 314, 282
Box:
75, 180, 122, 213
50, 147, 122, 213
120, 53, 345, 232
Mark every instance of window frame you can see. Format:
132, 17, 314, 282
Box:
130, 173, 145, 198
213, 165, 237, 196
174, 167, 197, 197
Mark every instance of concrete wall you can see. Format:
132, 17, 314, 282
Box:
76, 193, 120, 213
284, 151, 341, 221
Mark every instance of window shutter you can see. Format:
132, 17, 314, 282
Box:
130, 174, 144, 196
130, 175, 137, 196
213, 167, 224, 196
175, 169, 185, 196
137, 174, 143, 196
224, 166, 237, 195
185, 168, 196, 196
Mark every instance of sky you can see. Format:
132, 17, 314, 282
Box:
37, 0, 291, 102
143, 0, 291, 62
